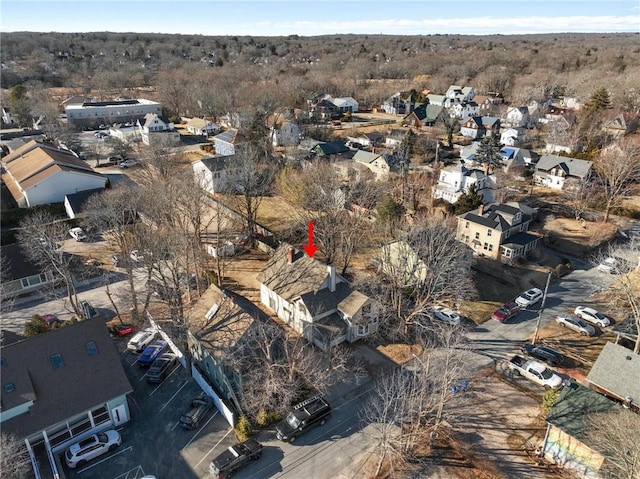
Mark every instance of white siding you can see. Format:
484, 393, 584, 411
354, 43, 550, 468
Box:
24, 171, 106, 206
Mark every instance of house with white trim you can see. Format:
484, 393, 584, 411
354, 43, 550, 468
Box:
534, 154, 592, 190
137, 113, 180, 146
0, 319, 132, 479
186, 118, 220, 136
257, 245, 380, 350
433, 163, 494, 204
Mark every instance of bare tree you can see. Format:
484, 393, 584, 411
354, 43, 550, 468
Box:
592, 239, 640, 354
366, 217, 477, 338
586, 410, 640, 479
592, 139, 640, 223
17, 211, 85, 318
360, 326, 470, 476
225, 145, 276, 242
0, 432, 30, 479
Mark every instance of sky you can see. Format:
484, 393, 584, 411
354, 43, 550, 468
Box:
1, 0, 639, 36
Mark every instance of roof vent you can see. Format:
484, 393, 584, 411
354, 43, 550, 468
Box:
627, 356, 633, 361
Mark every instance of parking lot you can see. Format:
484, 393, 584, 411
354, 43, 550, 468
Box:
60, 332, 235, 479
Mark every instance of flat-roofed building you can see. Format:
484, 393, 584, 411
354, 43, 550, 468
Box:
65, 98, 162, 128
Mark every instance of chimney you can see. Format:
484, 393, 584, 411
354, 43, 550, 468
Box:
287, 247, 295, 264
478, 204, 484, 215
327, 265, 336, 292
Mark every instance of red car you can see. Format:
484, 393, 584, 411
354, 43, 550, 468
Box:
111, 324, 135, 337
491, 302, 521, 323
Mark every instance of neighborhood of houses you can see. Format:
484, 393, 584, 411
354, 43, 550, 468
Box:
1, 79, 639, 479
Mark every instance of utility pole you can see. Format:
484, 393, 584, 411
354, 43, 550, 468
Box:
532, 271, 553, 345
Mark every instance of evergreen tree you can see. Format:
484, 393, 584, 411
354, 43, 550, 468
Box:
449, 183, 484, 215
585, 87, 612, 112
475, 134, 502, 166
9, 84, 32, 127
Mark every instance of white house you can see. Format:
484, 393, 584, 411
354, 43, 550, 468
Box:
137, 113, 180, 146
450, 101, 479, 120
433, 163, 494, 203
270, 121, 301, 147
505, 107, 531, 128
1, 140, 107, 207
534, 154, 593, 190
500, 127, 524, 147
186, 118, 220, 136
192, 155, 234, 196
213, 129, 239, 156
331, 97, 359, 113
257, 245, 380, 350
445, 85, 475, 103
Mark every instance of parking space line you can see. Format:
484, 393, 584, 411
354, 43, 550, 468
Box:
149, 364, 182, 397
182, 410, 219, 450
76, 445, 132, 474
193, 427, 234, 469
138, 371, 148, 382
159, 379, 189, 412
129, 356, 139, 367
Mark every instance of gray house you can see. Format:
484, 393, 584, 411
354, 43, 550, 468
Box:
0, 244, 57, 299
0, 319, 132, 479
534, 154, 592, 190
586, 342, 640, 410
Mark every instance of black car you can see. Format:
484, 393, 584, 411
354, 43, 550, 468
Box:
520, 343, 563, 367
146, 353, 177, 384
179, 393, 213, 429
275, 395, 331, 442
210, 439, 262, 479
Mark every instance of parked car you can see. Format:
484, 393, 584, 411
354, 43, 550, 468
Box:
431, 306, 461, 325
111, 323, 135, 337
507, 355, 563, 390
210, 439, 262, 479
130, 250, 144, 262
119, 159, 139, 168
514, 288, 543, 309
137, 340, 167, 367
111, 253, 125, 267
276, 395, 331, 442
491, 302, 521, 323
106, 155, 122, 165
179, 393, 213, 429
573, 306, 611, 327
597, 256, 633, 274
146, 353, 177, 384
79, 300, 98, 319
127, 328, 157, 353
69, 227, 88, 241
520, 344, 563, 366
64, 430, 121, 468
555, 315, 596, 336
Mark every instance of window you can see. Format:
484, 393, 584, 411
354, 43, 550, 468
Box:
1, 358, 6, 367
85, 341, 99, 357
465, 221, 469, 229
487, 230, 492, 237
50, 353, 64, 370
4, 383, 15, 393
475, 232, 480, 240
21, 278, 29, 288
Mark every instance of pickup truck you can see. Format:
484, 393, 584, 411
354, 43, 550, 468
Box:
507, 355, 563, 390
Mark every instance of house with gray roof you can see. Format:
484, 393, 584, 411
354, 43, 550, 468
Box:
534, 154, 592, 190
586, 342, 640, 410
137, 113, 180, 146
257, 244, 379, 350
64, 187, 104, 219
542, 382, 618, 478
192, 155, 235, 196
213, 128, 241, 156
0, 244, 58, 299
310, 140, 351, 158
456, 203, 540, 262
353, 150, 394, 180
403, 103, 446, 128
382, 90, 421, 115
0, 319, 132, 479
186, 118, 220, 136
460, 116, 501, 139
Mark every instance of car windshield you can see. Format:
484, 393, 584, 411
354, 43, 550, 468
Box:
577, 319, 588, 327
594, 312, 605, 320
286, 412, 301, 429
96, 433, 107, 443
540, 369, 553, 380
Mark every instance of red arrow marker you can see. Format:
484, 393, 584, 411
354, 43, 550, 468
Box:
302, 220, 319, 258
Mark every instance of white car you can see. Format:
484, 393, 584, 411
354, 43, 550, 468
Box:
574, 306, 610, 327
597, 257, 618, 274
555, 315, 596, 336
69, 227, 88, 241
119, 159, 139, 168
431, 306, 461, 325
127, 328, 157, 353
64, 430, 121, 468
130, 250, 144, 262
515, 288, 543, 308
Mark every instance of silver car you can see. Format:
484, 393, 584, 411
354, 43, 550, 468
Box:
555, 315, 596, 336
64, 430, 121, 468
573, 306, 610, 327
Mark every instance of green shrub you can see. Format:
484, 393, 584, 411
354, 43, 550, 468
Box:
234, 415, 253, 441
23, 315, 48, 337
255, 409, 282, 428
541, 389, 560, 411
